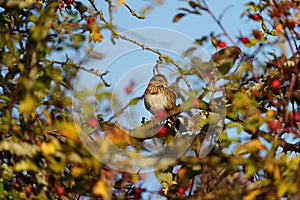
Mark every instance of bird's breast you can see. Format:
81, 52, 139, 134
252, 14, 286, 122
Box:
145, 93, 169, 114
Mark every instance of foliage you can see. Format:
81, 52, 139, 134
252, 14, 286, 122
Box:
0, 0, 300, 199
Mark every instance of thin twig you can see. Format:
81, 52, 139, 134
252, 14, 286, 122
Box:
123, 3, 145, 19
201, 0, 237, 46
89, 0, 193, 91
44, 58, 111, 87
105, 0, 114, 24
72, 65, 111, 87
107, 96, 144, 121
189, 177, 195, 196
88, 0, 192, 91
112, 31, 193, 92
88, 0, 106, 22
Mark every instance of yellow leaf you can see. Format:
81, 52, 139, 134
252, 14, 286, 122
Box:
71, 166, 85, 178
14, 159, 39, 172
54, 75, 63, 82
266, 110, 276, 121
233, 139, 264, 156
18, 63, 24, 72
93, 179, 111, 200
273, 165, 280, 180
277, 181, 290, 197
41, 141, 56, 157
89, 29, 102, 43
162, 186, 169, 195
43, 109, 52, 125
19, 94, 35, 114
243, 189, 262, 200
56, 121, 80, 141
171, 180, 177, 185
130, 173, 139, 184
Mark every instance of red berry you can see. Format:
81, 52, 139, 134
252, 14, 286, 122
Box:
251, 90, 259, 97
271, 79, 280, 89
46, 176, 53, 185
88, 118, 99, 128
176, 186, 185, 196
158, 126, 168, 136
253, 30, 263, 39
56, 186, 65, 195
240, 36, 249, 44
59, 1, 64, 8
103, 169, 112, 179
191, 99, 199, 108
132, 187, 142, 199
87, 17, 95, 24
36, 140, 42, 146
125, 86, 133, 94
65, 0, 72, 4
268, 120, 280, 131
287, 19, 296, 29
293, 112, 300, 123
251, 13, 261, 21
217, 41, 227, 48
156, 109, 167, 119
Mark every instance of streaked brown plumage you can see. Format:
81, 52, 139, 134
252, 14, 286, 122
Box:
144, 74, 176, 116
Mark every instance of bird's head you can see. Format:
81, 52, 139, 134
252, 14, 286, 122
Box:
149, 74, 168, 87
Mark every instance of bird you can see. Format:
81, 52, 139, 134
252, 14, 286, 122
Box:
144, 74, 177, 117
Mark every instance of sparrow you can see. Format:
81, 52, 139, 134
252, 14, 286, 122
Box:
144, 74, 176, 117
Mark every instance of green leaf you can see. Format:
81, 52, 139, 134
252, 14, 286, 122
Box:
212, 46, 241, 75
245, 2, 258, 12
128, 97, 141, 105
19, 94, 36, 114
0, 163, 13, 180
72, 33, 85, 48
269, 30, 276, 36
182, 47, 197, 57
154, 167, 175, 188
0, 182, 4, 194
0, 139, 40, 157
0, 95, 10, 102
244, 113, 264, 133
261, 21, 269, 33
14, 159, 39, 172
226, 122, 243, 134
30, 25, 48, 41
0, 13, 13, 22
244, 38, 258, 48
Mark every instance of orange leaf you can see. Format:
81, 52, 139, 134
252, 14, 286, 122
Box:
172, 13, 185, 23
102, 124, 135, 149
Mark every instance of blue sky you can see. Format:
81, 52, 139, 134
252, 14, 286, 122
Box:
106, 0, 248, 49
77, 0, 253, 112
